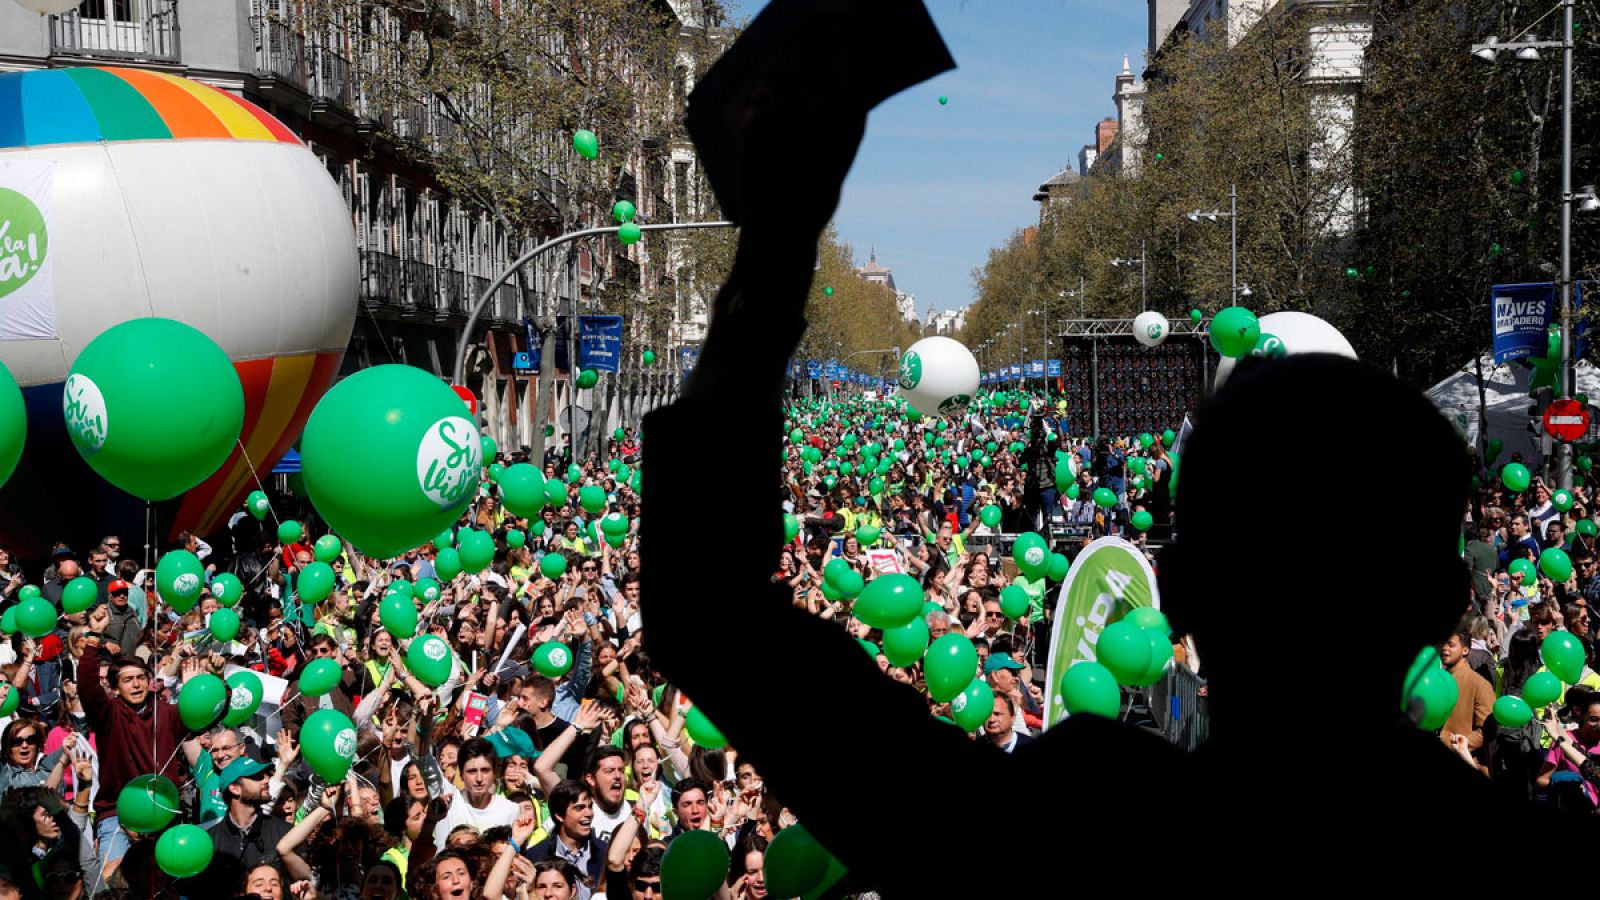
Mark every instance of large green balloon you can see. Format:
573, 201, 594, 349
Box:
209, 608, 241, 643
117, 774, 179, 834
457, 529, 495, 574
298, 658, 343, 698
300, 365, 483, 558
544, 478, 569, 507
156, 550, 205, 614
14, 597, 54, 638
998, 584, 1029, 620
1128, 606, 1169, 633
1502, 462, 1531, 493
178, 673, 228, 732
297, 562, 336, 604
1096, 620, 1153, 685
579, 484, 607, 515
685, 705, 727, 749
499, 464, 547, 518
539, 552, 567, 579
210, 572, 243, 608
1523, 670, 1563, 707
313, 535, 343, 564
1493, 695, 1534, 728
853, 573, 920, 628
407, 635, 455, 687
924, 634, 978, 703
764, 824, 833, 899
62, 577, 98, 615
223, 669, 263, 727
64, 318, 244, 500
1060, 661, 1120, 718
661, 829, 730, 900
0, 361, 22, 490
532, 641, 574, 678
881, 616, 930, 668
1207, 306, 1261, 358
1046, 552, 1070, 583
1540, 547, 1574, 583
950, 678, 995, 732
1011, 532, 1049, 580
1542, 631, 1587, 684
1406, 664, 1458, 730
1130, 629, 1174, 687
301, 708, 359, 783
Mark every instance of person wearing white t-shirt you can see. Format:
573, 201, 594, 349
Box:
534, 704, 633, 844
433, 737, 519, 849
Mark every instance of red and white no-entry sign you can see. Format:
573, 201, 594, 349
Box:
1544, 399, 1590, 441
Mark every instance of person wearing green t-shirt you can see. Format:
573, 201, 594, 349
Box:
188, 724, 245, 824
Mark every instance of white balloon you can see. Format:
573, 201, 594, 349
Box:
1132, 311, 1170, 347
897, 336, 979, 417
1213, 311, 1356, 387
14, 0, 83, 13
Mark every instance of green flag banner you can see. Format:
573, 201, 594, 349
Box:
1043, 537, 1160, 726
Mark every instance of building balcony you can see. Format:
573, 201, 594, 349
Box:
308, 44, 354, 113
252, 16, 307, 92
51, 0, 180, 62
361, 249, 529, 324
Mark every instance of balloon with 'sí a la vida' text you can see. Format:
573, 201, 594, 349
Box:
300, 365, 482, 558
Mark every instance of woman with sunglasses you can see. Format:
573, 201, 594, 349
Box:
0, 786, 85, 897
0, 713, 78, 797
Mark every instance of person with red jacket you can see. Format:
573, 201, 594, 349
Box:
81, 604, 192, 879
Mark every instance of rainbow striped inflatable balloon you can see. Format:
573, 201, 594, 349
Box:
0, 67, 356, 552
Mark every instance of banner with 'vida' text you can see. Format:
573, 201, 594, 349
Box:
0, 158, 56, 340
1044, 536, 1160, 726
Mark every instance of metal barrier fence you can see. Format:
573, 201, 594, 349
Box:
1147, 663, 1209, 752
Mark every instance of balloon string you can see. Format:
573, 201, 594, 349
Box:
235, 438, 281, 526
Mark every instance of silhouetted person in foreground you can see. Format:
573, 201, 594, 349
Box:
640, 1, 1600, 894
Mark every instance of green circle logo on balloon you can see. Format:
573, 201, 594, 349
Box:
333, 727, 357, 759
62, 373, 108, 453
173, 573, 200, 596
0, 186, 48, 300
938, 394, 971, 415
549, 646, 569, 669
423, 639, 448, 662
229, 686, 252, 711
1146, 322, 1163, 341
1024, 546, 1045, 567
416, 416, 482, 510
899, 351, 923, 390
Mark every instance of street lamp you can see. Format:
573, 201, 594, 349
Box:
1186, 182, 1240, 306
1110, 241, 1147, 309
1471, 0, 1585, 488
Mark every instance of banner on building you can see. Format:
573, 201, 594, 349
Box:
1027, 360, 1046, 377
807, 360, 822, 378
1492, 282, 1555, 364
0, 158, 56, 340
679, 346, 699, 376
578, 314, 623, 372
1047, 359, 1062, 377
1043, 537, 1161, 727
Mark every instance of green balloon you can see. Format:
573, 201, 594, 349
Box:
579, 484, 607, 515
1542, 631, 1587, 684
1493, 695, 1534, 728
277, 520, 303, 545
924, 634, 978, 703
1523, 670, 1563, 707
222, 668, 263, 727
853, 573, 918, 628
855, 525, 881, 546
435, 548, 463, 582
157, 549, 205, 613
950, 678, 996, 732
414, 577, 441, 604
1130, 510, 1154, 531
297, 562, 336, 604
210, 573, 243, 608
1554, 489, 1576, 513
540, 552, 567, 579
17, 585, 38, 603
1189, 308, 1203, 323
641, 349, 657, 366
684, 705, 728, 749
1097, 621, 1153, 685
1093, 487, 1117, 509
1046, 552, 1070, 582
662, 829, 730, 900
1060, 661, 1121, 718
0, 361, 22, 490
881, 616, 930, 668
296, 658, 342, 699
531, 520, 548, 538
313, 534, 342, 564
301, 365, 482, 558
494, 464, 545, 518
1, 608, 15, 635
617, 222, 642, 245
14, 596, 54, 638
1012, 532, 1049, 580
573, 129, 598, 160
611, 200, 637, 225
544, 478, 569, 507
407, 635, 454, 687
62, 577, 98, 614
1162, 428, 1177, 447
0, 685, 17, 717
246, 490, 270, 520
567, 463, 583, 483
117, 774, 179, 834
1509, 557, 1536, 582
577, 369, 599, 389
457, 529, 495, 574
209, 608, 241, 643
999, 584, 1029, 619
832, 568, 864, 599
1406, 663, 1458, 730
302, 708, 358, 783
178, 673, 228, 731
980, 504, 1002, 527
1131, 629, 1174, 687
506, 529, 526, 549
1502, 462, 1531, 493
1540, 547, 1574, 583
600, 512, 630, 536
784, 513, 801, 543
1486, 438, 1504, 461
1128, 606, 1169, 633
764, 824, 833, 899
1066, 483, 1080, 501
1580, 519, 1599, 538
64, 318, 244, 500
1207, 306, 1261, 358
532, 641, 575, 677
379, 593, 418, 639
433, 527, 455, 549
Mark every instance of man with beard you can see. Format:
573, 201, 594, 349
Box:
524, 780, 606, 895
433, 737, 518, 848
580, 747, 631, 845
199, 756, 293, 893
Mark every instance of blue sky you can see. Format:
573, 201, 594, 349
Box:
723, 0, 1146, 315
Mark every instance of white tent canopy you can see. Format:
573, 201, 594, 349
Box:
1427, 354, 1600, 469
